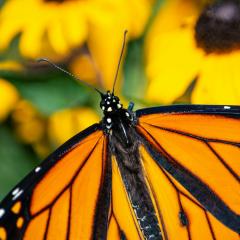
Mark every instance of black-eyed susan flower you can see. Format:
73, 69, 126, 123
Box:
0, 0, 152, 92
0, 0, 151, 61
0, 79, 19, 121
48, 107, 100, 146
145, 0, 240, 104
0, 0, 88, 58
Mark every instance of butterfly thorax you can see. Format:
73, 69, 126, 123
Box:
100, 91, 135, 137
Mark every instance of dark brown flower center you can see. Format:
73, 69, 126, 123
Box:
195, 0, 240, 53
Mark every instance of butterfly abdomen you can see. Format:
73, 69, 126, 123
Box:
110, 126, 162, 240
116, 148, 162, 240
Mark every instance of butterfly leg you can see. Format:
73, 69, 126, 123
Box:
127, 102, 134, 111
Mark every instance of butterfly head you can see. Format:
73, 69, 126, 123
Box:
100, 91, 123, 114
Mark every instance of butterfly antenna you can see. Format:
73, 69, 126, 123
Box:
36, 58, 103, 95
112, 30, 128, 94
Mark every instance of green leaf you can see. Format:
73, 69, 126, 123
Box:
0, 124, 39, 201
0, 70, 91, 116
123, 39, 147, 100
0, 35, 22, 62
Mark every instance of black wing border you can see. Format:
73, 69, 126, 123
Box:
136, 104, 240, 117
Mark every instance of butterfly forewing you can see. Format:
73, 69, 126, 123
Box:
0, 125, 108, 240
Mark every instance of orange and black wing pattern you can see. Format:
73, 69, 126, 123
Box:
0, 124, 110, 240
0, 104, 240, 240
136, 105, 240, 240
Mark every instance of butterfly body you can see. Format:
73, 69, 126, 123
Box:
0, 92, 240, 240
100, 91, 162, 239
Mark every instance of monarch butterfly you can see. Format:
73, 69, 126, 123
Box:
0, 31, 240, 240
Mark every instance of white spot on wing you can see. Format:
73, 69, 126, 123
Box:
107, 118, 112, 123
12, 190, 23, 201
224, 106, 231, 109
0, 209, 5, 218
12, 188, 20, 196
35, 167, 41, 173
12, 188, 23, 201
107, 107, 112, 112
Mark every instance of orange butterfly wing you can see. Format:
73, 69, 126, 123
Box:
0, 124, 145, 240
1, 105, 240, 240
136, 106, 240, 239
0, 125, 111, 240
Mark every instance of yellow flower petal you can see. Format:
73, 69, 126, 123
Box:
0, 17, 22, 51
149, 0, 198, 35
192, 51, 240, 104
47, 16, 69, 55
86, 0, 150, 91
63, 6, 87, 47
20, 18, 47, 58
124, 0, 152, 38
0, 79, 19, 121
0, 0, 88, 57
0, 61, 22, 71
70, 54, 98, 86
146, 27, 204, 103
48, 107, 100, 146
0, 0, 39, 50
87, 19, 127, 91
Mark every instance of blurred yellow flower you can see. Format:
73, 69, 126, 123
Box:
0, 0, 151, 61
0, 0, 88, 58
12, 100, 46, 144
145, 0, 240, 104
48, 107, 100, 146
72, 0, 152, 91
0, 79, 19, 121
70, 53, 100, 86
0, 61, 22, 71
0, 0, 152, 91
